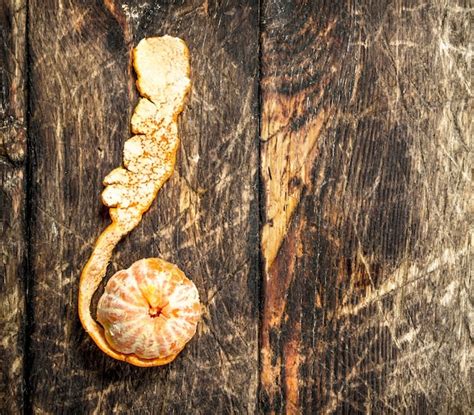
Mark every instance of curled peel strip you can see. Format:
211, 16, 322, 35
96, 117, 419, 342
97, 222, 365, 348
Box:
78, 36, 199, 367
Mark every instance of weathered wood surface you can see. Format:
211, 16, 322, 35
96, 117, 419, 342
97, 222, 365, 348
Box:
1, 0, 472, 413
0, 0, 26, 412
260, 0, 472, 413
26, 0, 258, 413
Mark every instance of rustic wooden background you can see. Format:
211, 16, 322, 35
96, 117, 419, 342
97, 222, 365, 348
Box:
1, 0, 472, 413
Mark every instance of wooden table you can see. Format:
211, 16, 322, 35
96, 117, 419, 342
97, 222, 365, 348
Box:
1, 1, 471, 413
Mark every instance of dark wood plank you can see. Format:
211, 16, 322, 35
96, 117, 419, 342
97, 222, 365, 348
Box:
28, 0, 259, 413
0, 0, 27, 412
260, 1, 472, 413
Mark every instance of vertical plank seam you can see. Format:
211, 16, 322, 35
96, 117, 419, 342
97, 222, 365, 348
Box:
23, 0, 33, 413
256, 0, 263, 413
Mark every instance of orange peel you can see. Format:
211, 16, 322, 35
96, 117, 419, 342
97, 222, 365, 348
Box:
78, 36, 199, 367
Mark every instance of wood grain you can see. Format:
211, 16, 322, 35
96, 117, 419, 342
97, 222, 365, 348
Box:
0, 0, 26, 412
260, 1, 472, 413
27, 0, 258, 413
1, 0, 471, 413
